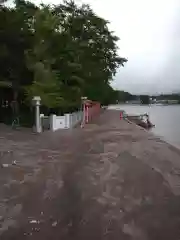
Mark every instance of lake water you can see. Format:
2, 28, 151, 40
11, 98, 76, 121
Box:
109, 104, 180, 148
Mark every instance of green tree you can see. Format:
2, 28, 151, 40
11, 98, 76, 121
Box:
140, 95, 150, 104
0, 0, 127, 118
0, 0, 37, 101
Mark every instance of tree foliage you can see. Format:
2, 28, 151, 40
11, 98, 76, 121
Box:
140, 95, 150, 105
0, 0, 127, 114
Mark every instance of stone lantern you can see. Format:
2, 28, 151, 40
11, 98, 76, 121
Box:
32, 96, 41, 133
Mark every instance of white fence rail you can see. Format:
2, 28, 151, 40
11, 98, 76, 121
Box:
41, 111, 83, 131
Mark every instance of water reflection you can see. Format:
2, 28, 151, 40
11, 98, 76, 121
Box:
109, 104, 180, 147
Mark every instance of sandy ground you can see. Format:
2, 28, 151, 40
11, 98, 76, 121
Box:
0, 110, 180, 240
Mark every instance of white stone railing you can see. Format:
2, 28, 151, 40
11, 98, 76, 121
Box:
41, 111, 83, 131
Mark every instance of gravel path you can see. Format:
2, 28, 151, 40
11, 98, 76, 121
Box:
0, 110, 180, 239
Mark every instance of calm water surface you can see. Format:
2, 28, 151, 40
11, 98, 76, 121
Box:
110, 104, 180, 148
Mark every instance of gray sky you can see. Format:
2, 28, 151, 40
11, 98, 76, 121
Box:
33, 0, 180, 94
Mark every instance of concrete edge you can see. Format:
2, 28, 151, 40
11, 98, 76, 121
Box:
125, 117, 180, 154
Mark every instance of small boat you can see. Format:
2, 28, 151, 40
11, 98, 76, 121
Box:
127, 114, 155, 129
138, 114, 155, 129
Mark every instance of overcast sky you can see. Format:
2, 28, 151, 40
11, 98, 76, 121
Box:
33, 0, 180, 94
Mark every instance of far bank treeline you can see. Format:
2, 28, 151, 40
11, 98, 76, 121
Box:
0, 0, 127, 114
115, 91, 180, 104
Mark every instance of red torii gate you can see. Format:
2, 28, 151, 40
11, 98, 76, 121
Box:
81, 100, 101, 127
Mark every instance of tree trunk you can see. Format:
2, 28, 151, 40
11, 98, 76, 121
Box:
12, 83, 19, 118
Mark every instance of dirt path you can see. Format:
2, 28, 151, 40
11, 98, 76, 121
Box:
0, 110, 180, 239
